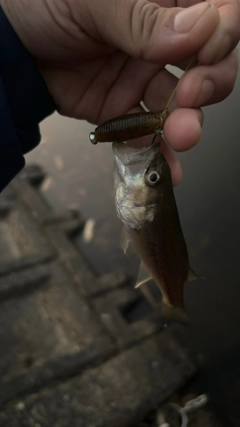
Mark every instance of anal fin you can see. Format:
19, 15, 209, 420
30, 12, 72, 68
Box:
188, 266, 205, 282
135, 261, 152, 288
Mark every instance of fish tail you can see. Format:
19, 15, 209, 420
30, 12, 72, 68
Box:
161, 302, 191, 327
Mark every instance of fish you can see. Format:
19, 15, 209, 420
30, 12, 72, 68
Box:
113, 140, 199, 325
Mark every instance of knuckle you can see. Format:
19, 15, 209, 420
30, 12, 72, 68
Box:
128, 0, 169, 60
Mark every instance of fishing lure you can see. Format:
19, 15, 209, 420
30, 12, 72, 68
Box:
89, 110, 168, 144
89, 58, 194, 144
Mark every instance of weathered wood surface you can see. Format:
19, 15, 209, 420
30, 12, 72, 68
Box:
0, 166, 198, 426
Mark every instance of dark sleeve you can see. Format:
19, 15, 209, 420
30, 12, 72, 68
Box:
0, 8, 55, 193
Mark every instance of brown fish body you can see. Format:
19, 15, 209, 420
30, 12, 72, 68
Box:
113, 141, 193, 321
127, 181, 189, 309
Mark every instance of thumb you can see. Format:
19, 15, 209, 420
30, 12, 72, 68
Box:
88, 0, 220, 64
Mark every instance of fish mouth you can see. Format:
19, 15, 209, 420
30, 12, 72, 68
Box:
112, 141, 160, 167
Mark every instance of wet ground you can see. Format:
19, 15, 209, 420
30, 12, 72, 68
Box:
26, 57, 240, 426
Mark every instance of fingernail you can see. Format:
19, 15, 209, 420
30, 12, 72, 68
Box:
174, 3, 211, 33
196, 79, 214, 106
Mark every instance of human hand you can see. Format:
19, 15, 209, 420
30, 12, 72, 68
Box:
1, 0, 239, 184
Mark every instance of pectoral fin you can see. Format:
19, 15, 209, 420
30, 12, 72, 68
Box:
188, 267, 204, 282
135, 261, 152, 288
121, 227, 130, 254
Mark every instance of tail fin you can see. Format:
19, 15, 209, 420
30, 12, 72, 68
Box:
161, 303, 191, 327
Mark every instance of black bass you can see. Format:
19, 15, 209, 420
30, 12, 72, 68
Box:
113, 140, 198, 325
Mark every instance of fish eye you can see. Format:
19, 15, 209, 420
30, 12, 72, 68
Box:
145, 170, 161, 186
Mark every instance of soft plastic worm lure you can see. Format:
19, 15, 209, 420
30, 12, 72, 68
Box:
89, 58, 194, 145
89, 110, 168, 144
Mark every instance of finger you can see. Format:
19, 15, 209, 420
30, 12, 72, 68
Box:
127, 132, 183, 185
87, 0, 220, 63
47, 53, 164, 123
96, 57, 162, 122
126, 122, 183, 185
198, 0, 240, 64
143, 68, 179, 111
152, 0, 202, 7
160, 0, 240, 64
176, 50, 238, 108
176, 0, 204, 6
125, 105, 202, 176
161, 142, 183, 186
163, 108, 203, 151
